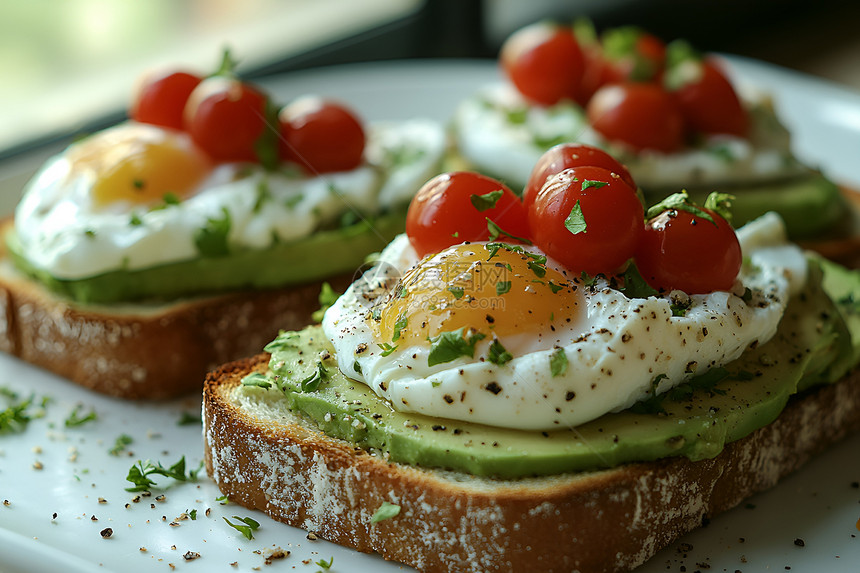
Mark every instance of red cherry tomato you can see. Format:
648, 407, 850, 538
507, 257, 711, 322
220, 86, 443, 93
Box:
587, 82, 685, 152
523, 143, 636, 211
528, 166, 644, 275
406, 172, 530, 258
670, 58, 749, 137
635, 206, 741, 294
183, 76, 270, 162
279, 97, 365, 174
601, 27, 666, 83
500, 21, 585, 106
130, 70, 202, 130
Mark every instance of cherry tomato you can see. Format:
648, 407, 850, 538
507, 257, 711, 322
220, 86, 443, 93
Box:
130, 70, 202, 130
635, 206, 741, 294
669, 57, 749, 137
406, 172, 530, 258
601, 27, 666, 83
500, 21, 585, 106
523, 143, 636, 211
279, 97, 365, 174
587, 82, 685, 152
183, 76, 270, 163
528, 166, 643, 275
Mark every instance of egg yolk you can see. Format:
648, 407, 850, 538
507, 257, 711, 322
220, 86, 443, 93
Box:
372, 243, 583, 347
67, 123, 212, 206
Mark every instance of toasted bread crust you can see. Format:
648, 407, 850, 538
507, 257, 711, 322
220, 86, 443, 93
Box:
203, 356, 860, 573
0, 248, 353, 400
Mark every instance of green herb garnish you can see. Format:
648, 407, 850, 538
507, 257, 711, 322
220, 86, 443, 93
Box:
645, 190, 715, 225
378, 342, 398, 357
241, 372, 272, 389
370, 501, 401, 524
486, 218, 532, 244
223, 515, 260, 540
300, 361, 329, 393
428, 328, 486, 367
312, 282, 341, 323
193, 206, 232, 256
550, 347, 568, 377
496, 280, 512, 296
177, 411, 202, 426
564, 200, 587, 235
470, 189, 505, 212
488, 339, 513, 366
64, 405, 97, 428
124, 456, 202, 492
109, 434, 133, 456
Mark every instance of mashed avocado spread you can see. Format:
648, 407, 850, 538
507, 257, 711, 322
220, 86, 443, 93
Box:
237, 258, 860, 478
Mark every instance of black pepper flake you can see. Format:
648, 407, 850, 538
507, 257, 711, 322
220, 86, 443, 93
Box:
443, 394, 454, 404
183, 551, 201, 561
355, 343, 368, 354
52, 512, 57, 520
100, 527, 113, 539
793, 538, 805, 547
91, 515, 98, 521
851, 481, 859, 489
484, 382, 502, 395
432, 424, 446, 431
565, 391, 575, 401
486, 314, 495, 324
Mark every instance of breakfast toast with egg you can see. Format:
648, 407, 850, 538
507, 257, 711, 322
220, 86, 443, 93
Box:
203, 354, 860, 573
203, 145, 860, 572
0, 55, 445, 399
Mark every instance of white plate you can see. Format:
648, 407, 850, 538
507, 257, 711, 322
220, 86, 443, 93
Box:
1, 59, 859, 573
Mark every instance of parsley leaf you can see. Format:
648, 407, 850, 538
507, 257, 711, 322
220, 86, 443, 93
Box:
470, 189, 505, 212
447, 286, 465, 299
370, 501, 401, 524
619, 263, 659, 299
64, 405, 97, 428
581, 179, 609, 190
378, 342, 398, 357
311, 282, 341, 323
223, 515, 260, 540
177, 411, 201, 426
564, 200, 587, 235
108, 434, 133, 456
194, 207, 232, 257
645, 191, 715, 225
300, 361, 329, 393
496, 280, 512, 296
0, 391, 45, 434
241, 371, 271, 389
428, 328, 486, 367
550, 348, 568, 377
392, 315, 408, 342
124, 456, 202, 492
486, 218, 532, 244
703, 191, 735, 224
252, 179, 272, 213
487, 339, 513, 365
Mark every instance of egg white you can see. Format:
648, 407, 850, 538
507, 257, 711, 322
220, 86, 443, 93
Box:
452, 83, 805, 190
14, 117, 445, 280
322, 214, 807, 431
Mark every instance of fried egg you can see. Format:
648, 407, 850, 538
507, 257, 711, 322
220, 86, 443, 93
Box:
453, 83, 805, 190
14, 117, 445, 279
322, 213, 807, 431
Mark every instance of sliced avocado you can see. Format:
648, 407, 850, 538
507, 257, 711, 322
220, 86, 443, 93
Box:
649, 172, 850, 240
241, 259, 859, 479
5, 211, 406, 304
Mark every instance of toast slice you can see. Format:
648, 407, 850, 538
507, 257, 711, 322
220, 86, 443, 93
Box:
203, 354, 860, 573
0, 238, 354, 399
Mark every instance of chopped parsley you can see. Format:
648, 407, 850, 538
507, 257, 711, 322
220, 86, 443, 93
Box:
0, 389, 47, 434
64, 405, 97, 428
108, 434, 133, 456
486, 218, 532, 244
392, 315, 408, 342
470, 189, 504, 212
370, 501, 401, 524
495, 280, 512, 296
223, 515, 260, 540
703, 191, 736, 224
428, 328, 486, 367
581, 179, 609, 190
547, 281, 563, 294
284, 193, 304, 210
124, 456, 202, 492
252, 179, 272, 213
447, 285, 465, 299
241, 372, 272, 389
378, 342, 398, 357
193, 206, 232, 257
129, 213, 143, 226
300, 361, 329, 393
645, 191, 715, 225
177, 411, 201, 426
550, 347, 568, 377
487, 339, 513, 366
619, 263, 659, 299
564, 200, 587, 235
311, 282, 341, 323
